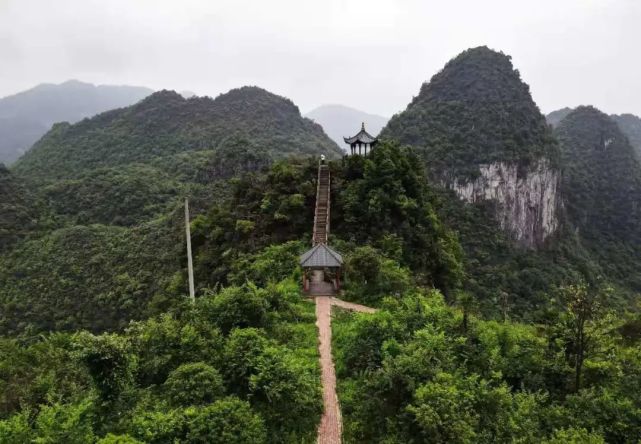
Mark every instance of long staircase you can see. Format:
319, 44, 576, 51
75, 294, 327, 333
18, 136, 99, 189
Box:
313, 164, 331, 245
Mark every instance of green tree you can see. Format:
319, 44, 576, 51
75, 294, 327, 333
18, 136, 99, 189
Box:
184, 398, 266, 444
34, 400, 94, 444
164, 362, 225, 406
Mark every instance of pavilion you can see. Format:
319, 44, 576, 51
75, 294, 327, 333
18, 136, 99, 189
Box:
344, 122, 378, 155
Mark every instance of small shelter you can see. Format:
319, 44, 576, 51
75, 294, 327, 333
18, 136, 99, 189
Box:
300, 243, 343, 295
344, 122, 378, 156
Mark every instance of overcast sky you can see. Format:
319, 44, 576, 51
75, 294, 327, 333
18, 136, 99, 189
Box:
1, 0, 639, 117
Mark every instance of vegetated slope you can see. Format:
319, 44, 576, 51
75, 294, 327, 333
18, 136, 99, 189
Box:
0, 164, 39, 251
0, 80, 152, 164
305, 104, 388, 150
0, 218, 183, 335
381, 46, 559, 176
555, 106, 641, 291
610, 113, 641, 159
14, 86, 342, 184
0, 86, 343, 336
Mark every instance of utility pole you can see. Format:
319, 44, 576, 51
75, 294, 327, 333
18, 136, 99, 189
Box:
185, 198, 195, 304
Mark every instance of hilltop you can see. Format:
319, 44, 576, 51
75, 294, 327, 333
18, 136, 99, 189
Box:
0, 80, 152, 164
14, 86, 341, 184
381, 46, 559, 175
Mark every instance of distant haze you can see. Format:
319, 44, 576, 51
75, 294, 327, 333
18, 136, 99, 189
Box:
1, 1, 641, 117
0, 80, 152, 164
305, 105, 388, 150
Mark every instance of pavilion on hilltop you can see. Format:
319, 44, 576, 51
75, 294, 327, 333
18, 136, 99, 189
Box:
344, 122, 378, 155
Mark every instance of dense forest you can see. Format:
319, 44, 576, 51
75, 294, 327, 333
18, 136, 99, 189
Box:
1, 47, 641, 443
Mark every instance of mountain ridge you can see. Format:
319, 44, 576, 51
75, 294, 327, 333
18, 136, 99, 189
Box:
0, 80, 153, 164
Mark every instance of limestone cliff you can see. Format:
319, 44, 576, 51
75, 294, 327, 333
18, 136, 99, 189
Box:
446, 160, 560, 248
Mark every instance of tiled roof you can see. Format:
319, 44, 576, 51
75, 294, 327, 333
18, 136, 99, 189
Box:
300, 243, 343, 268
344, 122, 378, 145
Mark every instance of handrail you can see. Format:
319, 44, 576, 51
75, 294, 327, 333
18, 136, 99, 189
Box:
312, 160, 322, 245
325, 168, 331, 243
312, 160, 330, 245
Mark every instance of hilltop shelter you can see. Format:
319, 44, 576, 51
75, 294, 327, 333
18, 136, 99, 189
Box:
344, 122, 378, 155
300, 243, 343, 295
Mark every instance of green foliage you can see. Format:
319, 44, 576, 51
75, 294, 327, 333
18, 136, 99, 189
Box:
198, 285, 269, 334
164, 362, 225, 406
74, 333, 135, 402
0, 410, 32, 443
542, 427, 604, 444
0, 164, 39, 251
0, 278, 321, 443
33, 400, 94, 444
184, 398, 267, 443
0, 219, 182, 335
96, 434, 143, 444
42, 164, 181, 226
127, 313, 223, 386
333, 292, 641, 443
343, 245, 411, 304
335, 142, 464, 293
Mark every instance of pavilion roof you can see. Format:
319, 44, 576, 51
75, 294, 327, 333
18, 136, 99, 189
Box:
344, 122, 378, 145
300, 243, 343, 268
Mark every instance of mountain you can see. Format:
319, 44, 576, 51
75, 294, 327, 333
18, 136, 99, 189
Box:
381, 46, 560, 248
305, 104, 388, 150
545, 107, 573, 127
0, 80, 153, 164
14, 87, 342, 184
610, 113, 641, 159
548, 108, 641, 160
554, 106, 641, 291
0, 85, 342, 335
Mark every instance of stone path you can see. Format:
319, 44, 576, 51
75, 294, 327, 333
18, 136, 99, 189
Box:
330, 297, 377, 314
315, 296, 377, 444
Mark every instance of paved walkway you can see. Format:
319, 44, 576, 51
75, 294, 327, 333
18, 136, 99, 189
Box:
330, 297, 377, 314
315, 296, 377, 444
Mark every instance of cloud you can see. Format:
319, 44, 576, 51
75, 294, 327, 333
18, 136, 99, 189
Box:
1, 0, 640, 116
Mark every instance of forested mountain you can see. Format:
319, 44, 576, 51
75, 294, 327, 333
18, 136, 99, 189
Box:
14, 87, 342, 184
611, 113, 641, 159
305, 104, 388, 150
545, 107, 573, 127
548, 108, 641, 160
0, 86, 341, 337
555, 106, 641, 291
0, 80, 152, 164
381, 47, 560, 249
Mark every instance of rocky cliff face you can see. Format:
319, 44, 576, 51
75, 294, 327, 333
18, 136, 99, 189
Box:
447, 160, 560, 248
